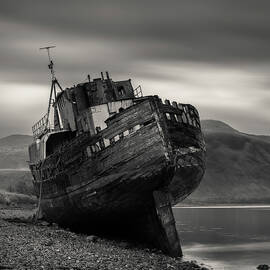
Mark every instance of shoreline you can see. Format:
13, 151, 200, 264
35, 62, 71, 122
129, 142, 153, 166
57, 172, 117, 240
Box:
174, 204, 270, 209
0, 168, 30, 172
0, 207, 211, 270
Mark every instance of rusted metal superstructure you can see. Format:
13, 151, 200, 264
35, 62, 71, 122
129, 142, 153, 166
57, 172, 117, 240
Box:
29, 64, 206, 257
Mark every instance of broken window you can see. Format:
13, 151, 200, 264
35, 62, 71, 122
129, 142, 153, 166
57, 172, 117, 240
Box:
104, 139, 110, 147
95, 143, 101, 152
165, 113, 171, 120
115, 135, 120, 142
99, 139, 105, 149
176, 114, 182, 122
182, 114, 188, 124
134, 124, 141, 131
91, 145, 96, 153
117, 86, 126, 96
86, 146, 92, 157
109, 137, 115, 145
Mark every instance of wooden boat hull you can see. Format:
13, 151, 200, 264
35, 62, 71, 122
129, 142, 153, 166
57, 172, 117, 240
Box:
29, 96, 206, 257
39, 159, 204, 226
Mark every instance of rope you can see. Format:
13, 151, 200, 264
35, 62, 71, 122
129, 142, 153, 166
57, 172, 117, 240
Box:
35, 176, 43, 223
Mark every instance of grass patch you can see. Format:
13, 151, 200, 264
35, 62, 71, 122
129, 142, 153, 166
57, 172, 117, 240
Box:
0, 189, 36, 207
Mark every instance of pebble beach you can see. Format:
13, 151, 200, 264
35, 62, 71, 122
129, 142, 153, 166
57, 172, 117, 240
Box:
0, 207, 210, 270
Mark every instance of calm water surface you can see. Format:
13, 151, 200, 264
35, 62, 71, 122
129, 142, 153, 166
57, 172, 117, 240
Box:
173, 206, 270, 270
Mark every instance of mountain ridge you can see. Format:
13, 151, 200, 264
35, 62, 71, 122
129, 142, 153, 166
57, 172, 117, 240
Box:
0, 134, 32, 169
186, 120, 270, 204
0, 134, 32, 147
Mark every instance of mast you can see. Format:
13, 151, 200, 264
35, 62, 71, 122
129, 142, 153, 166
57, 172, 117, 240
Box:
40, 46, 63, 131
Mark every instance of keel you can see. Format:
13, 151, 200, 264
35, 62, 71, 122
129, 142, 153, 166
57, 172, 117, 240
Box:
148, 189, 182, 257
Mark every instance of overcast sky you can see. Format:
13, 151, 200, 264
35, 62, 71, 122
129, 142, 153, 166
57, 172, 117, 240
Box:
1, 0, 270, 137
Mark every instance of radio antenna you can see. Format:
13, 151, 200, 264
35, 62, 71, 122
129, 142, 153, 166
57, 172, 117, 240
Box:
39, 45, 63, 131
40, 46, 57, 80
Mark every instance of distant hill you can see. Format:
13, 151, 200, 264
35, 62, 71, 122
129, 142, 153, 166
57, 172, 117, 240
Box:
0, 135, 32, 169
0, 134, 32, 148
201, 120, 239, 134
185, 120, 270, 204
0, 135, 33, 196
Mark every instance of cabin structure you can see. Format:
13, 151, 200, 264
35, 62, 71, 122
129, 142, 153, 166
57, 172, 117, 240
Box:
29, 72, 139, 164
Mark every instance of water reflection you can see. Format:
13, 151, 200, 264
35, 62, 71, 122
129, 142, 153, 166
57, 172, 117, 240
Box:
173, 206, 270, 270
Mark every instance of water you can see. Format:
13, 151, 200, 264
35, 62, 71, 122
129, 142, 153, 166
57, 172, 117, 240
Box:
173, 206, 270, 270
0, 168, 29, 171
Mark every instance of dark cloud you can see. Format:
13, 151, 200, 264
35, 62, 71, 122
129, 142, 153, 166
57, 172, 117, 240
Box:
0, 0, 270, 137
1, 0, 270, 64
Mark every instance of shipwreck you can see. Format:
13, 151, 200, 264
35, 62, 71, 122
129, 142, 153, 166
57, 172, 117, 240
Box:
28, 47, 206, 257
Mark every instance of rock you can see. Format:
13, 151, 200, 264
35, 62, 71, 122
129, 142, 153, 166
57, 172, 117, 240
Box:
86, 235, 98, 242
44, 239, 54, 246
39, 221, 50, 226
118, 241, 130, 249
257, 265, 270, 270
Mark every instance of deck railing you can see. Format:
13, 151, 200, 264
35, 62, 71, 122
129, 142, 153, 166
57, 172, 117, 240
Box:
159, 99, 201, 129
32, 114, 52, 139
134, 85, 143, 98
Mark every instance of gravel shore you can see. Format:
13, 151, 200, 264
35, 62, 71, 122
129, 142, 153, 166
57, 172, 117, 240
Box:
0, 207, 210, 270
